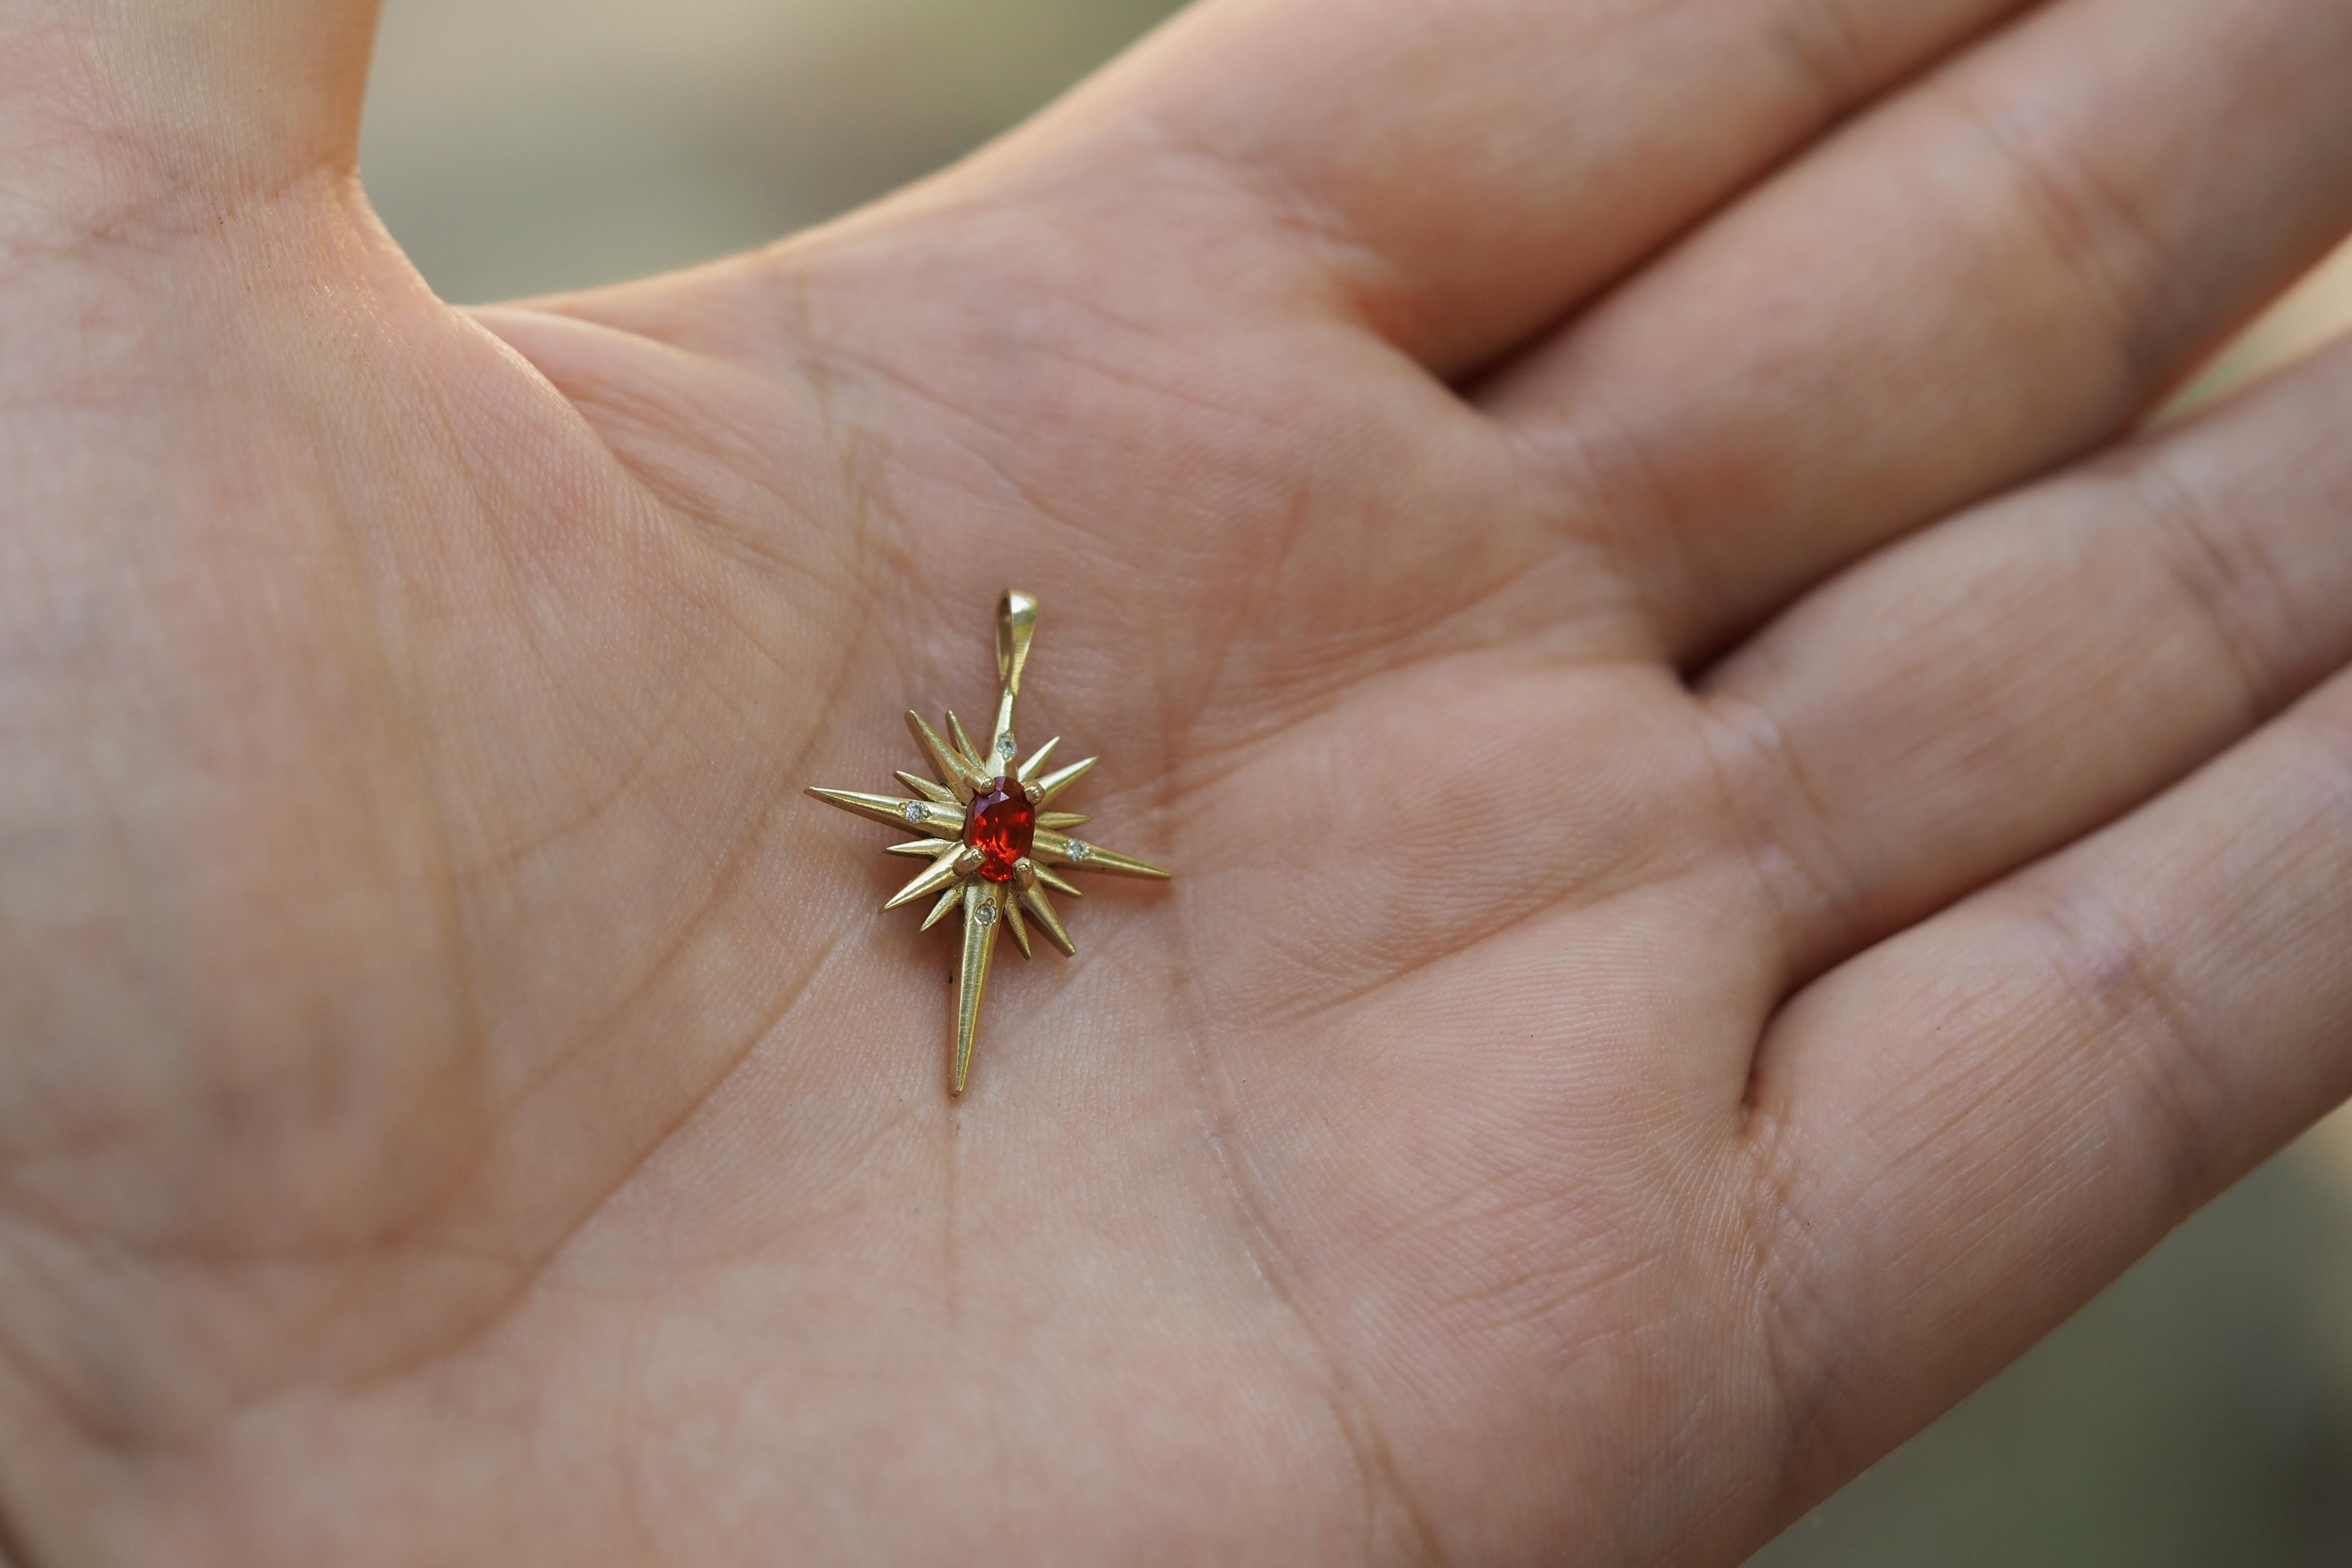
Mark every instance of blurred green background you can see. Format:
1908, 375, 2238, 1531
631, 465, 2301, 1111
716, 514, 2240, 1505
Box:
357, 3, 2352, 1560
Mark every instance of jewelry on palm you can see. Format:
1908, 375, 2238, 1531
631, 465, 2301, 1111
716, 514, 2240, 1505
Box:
805, 590, 1168, 1093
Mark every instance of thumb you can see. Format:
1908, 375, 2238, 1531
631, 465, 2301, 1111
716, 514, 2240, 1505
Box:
5, 0, 383, 217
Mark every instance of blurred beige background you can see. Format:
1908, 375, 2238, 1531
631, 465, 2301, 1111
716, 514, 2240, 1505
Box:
362, 0, 1184, 304
358, 5, 2352, 1561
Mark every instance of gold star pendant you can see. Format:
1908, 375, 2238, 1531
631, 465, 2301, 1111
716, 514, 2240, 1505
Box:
805, 590, 1169, 1093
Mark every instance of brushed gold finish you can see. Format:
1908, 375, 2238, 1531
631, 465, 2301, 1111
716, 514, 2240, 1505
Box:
1032, 829, 1169, 879
1002, 884, 1034, 959
896, 769, 956, 805
1017, 882, 1076, 957
946, 710, 982, 771
988, 690, 1020, 776
804, 591, 1170, 1093
884, 852, 967, 912
996, 590, 1038, 694
906, 713, 973, 803
1029, 756, 1095, 808
1017, 737, 1060, 786
1068, 844, 1169, 879
806, 788, 934, 831
953, 881, 999, 1094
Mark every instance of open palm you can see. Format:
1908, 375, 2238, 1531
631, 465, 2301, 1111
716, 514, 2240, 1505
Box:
6, 0, 2351, 1562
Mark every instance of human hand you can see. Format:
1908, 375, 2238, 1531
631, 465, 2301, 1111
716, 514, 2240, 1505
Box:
3, 0, 2350, 1561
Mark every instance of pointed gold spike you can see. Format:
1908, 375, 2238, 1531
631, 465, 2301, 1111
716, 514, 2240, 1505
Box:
885, 837, 961, 859
1017, 737, 1060, 786
945, 711, 982, 770
1030, 756, 1095, 808
808, 788, 938, 833
1034, 864, 1084, 899
905, 713, 974, 803
987, 689, 1020, 775
1069, 844, 1170, 879
908, 800, 965, 835
953, 883, 1002, 1093
884, 850, 970, 912
1001, 884, 1034, 959
896, 769, 956, 805
1015, 881, 1076, 957
922, 887, 962, 930
1033, 829, 1169, 879
1037, 812, 1089, 830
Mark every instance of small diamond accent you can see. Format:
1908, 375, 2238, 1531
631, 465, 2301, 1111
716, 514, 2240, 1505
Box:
1065, 840, 1092, 863
900, 801, 927, 824
973, 902, 997, 927
996, 736, 1018, 759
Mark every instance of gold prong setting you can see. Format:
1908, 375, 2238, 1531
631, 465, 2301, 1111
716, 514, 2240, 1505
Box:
805, 590, 1170, 1094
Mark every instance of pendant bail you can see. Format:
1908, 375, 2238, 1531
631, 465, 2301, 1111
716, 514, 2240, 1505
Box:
996, 590, 1038, 697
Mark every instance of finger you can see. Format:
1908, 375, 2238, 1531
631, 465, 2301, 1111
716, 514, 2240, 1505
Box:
993, 0, 2038, 373
1699, 332, 2352, 980
1489, 0, 2352, 657
1745, 666, 2352, 1511
1, 0, 381, 222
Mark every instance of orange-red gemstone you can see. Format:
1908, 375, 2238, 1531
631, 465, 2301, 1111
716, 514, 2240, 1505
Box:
963, 775, 1035, 883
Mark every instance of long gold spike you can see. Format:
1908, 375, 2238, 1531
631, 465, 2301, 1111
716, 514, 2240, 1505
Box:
1039, 827, 1166, 879
866, 798, 963, 836
987, 688, 1020, 776
896, 770, 955, 805
1001, 884, 1034, 959
953, 883, 1001, 1093
1015, 881, 1076, 957
884, 851, 969, 911
1029, 756, 1095, 808
922, 887, 961, 930
989, 591, 1038, 785
1033, 829, 1169, 879
905, 713, 974, 803
945, 711, 983, 770
1034, 864, 1084, 899
1037, 812, 1089, 830
807, 788, 939, 833
1017, 737, 1060, 786
1073, 845, 1169, 878
885, 837, 961, 859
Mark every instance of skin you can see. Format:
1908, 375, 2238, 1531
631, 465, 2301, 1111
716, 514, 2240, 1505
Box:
0, 0, 2349, 1561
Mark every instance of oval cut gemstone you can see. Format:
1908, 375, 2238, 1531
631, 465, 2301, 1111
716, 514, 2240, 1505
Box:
963, 775, 1035, 883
